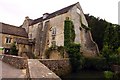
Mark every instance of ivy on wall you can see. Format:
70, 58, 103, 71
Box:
64, 17, 75, 47
80, 16, 90, 32
64, 17, 84, 72
45, 46, 65, 59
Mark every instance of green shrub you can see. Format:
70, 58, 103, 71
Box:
104, 71, 114, 79
10, 42, 18, 56
66, 43, 85, 72
109, 54, 120, 65
102, 45, 120, 65
84, 57, 110, 71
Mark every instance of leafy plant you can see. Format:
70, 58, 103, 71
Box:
10, 42, 18, 56
64, 18, 84, 72
45, 46, 65, 59
104, 71, 114, 79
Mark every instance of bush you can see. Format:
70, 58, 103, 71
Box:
84, 57, 110, 71
104, 71, 114, 79
66, 43, 85, 72
10, 42, 18, 56
109, 54, 120, 65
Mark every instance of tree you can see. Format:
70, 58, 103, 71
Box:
10, 42, 18, 56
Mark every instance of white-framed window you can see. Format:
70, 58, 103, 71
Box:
5, 37, 11, 43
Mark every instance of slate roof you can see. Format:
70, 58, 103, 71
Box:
16, 38, 29, 45
30, 2, 78, 25
0, 22, 28, 38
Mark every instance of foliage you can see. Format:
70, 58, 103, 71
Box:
85, 14, 120, 52
64, 18, 75, 47
102, 45, 120, 65
45, 46, 65, 59
85, 14, 108, 51
64, 18, 84, 72
80, 16, 90, 32
114, 72, 120, 79
104, 71, 114, 79
85, 14, 120, 68
10, 42, 18, 56
117, 47, 120, 54
84, 57, 109, 71
57, 46, 65, 57
66, 43, 85, 72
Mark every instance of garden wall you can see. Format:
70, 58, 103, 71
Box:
39, 59, 71, 77
2, 54, 28, 69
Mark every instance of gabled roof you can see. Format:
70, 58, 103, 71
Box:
30, 2, 78, 26
0, 22, 28, 38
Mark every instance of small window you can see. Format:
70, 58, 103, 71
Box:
51, 41, 56, 46
52, 27, 56, 35
79, 27, 82, 31
29, 33, 32, 39
77, 8, 81, 14
5, 37, 11, 43
52, 36, 55, 40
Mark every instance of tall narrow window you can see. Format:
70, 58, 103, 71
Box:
5, 37, 11, 43
29, 33, 32, 39
52, 27, 56, 35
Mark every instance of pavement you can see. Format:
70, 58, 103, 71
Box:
0, 60, 27, 78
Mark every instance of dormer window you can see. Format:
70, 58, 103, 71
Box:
5, 37, 11, 43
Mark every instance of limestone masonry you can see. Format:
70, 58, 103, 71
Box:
0, 2, 99, 58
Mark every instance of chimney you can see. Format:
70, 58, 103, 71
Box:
25, 16, 29, 20
43, 13, 49, 19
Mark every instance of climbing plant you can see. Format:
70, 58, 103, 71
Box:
64, 17, 84, 72
45, 46, 65, 59
64, 17, 75, 47
80, 16, 90, 32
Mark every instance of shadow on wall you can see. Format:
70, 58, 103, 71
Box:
81, 31, 99, 57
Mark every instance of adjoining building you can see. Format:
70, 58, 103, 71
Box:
0, 2, 99, 58
0, 22, 33, 58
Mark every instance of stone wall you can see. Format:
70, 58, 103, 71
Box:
2, 55, 28, 69
28, 59, 61, 80
39, 59, 71, 77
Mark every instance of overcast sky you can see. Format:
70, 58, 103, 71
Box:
0, 0, 119, 26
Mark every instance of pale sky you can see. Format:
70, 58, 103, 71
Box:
0, 0, 119, 26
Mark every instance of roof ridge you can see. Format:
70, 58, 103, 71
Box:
30, 2, 79, 25
2, 22, 25, 29
49, 2, 78, 15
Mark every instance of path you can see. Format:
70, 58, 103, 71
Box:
0, 60, 26, 78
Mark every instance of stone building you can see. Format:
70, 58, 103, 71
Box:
21, 2, 99, 58
0, 2, 99, 58
0, 22, 33, 58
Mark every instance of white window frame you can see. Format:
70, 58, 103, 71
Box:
5, 37, 11, 44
